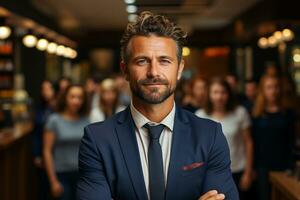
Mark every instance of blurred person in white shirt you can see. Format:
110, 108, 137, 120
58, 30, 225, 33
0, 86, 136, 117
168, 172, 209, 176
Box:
89, 78, 125, 123
196, 77, 254, 200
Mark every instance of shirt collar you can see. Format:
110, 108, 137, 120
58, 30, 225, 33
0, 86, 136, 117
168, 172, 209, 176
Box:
130, 101, 175, 131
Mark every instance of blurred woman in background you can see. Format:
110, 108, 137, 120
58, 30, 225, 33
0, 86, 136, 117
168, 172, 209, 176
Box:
252, 75, 296, 200
183, 76, 208, 113
89, 78, 125, 123
196, 77, 253, 200
33, 80, 56, 167
32, 80, 56, 200
43, 84, 89, 200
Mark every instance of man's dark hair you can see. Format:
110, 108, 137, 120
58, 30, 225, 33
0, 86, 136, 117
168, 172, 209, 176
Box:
120, 11, 187, 64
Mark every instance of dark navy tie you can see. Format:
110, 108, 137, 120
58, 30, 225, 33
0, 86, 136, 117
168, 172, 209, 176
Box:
143, 123, 165, 200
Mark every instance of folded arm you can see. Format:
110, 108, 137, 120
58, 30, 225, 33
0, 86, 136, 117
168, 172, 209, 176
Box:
77, 126, 112, 200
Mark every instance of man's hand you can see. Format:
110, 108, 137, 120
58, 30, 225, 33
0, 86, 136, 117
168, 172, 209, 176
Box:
198, 190, 225, 200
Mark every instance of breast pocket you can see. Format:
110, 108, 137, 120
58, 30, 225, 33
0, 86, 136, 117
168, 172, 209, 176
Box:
181, 162, 206, 177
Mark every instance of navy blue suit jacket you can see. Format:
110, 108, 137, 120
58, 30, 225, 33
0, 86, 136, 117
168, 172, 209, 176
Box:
77, 106, 239, 200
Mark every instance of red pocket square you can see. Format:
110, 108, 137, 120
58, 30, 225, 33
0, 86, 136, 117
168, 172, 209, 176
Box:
182, 162, 204, 171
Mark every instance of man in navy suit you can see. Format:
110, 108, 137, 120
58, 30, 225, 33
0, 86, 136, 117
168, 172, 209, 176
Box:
77, 11, 239, 200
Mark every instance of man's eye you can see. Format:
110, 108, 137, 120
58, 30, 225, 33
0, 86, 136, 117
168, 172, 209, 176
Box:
160, 59, 171, 64
136, 59, 148, 65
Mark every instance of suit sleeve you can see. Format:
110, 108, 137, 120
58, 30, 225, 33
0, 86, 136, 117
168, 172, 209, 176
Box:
77, 126, 112, 200
202, 123, 239, 200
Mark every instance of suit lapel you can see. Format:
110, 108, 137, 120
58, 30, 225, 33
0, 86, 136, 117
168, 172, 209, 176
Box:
165, 106, 191, 200
115, 107, 148, 200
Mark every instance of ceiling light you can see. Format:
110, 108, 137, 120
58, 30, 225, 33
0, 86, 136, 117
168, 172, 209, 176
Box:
282, 29, 294, 41
258, 37, 268, 49
70, 49, 77, 59
126, 5, 137, 13
22, 34, 37, 48
293, 54, 300, 63
47, 42, 58, 54
0, 26, 11, 40
124, 0, 136, 4
128, 14, 138, 22
273, 31, 283, 42
56, 45, 65, 56
63, 47, 73, 58
182, 47, 190, 57
36, 38, 49, 51
268, 36, 277, 48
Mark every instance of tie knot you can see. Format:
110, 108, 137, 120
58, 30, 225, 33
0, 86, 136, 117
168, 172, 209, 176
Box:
143, 123, 165, 140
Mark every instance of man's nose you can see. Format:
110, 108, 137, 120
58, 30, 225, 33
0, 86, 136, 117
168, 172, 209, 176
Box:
147, 61, 159, 77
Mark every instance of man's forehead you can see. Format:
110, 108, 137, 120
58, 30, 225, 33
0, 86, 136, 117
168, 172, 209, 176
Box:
129, 35, 177, 47
128, 35, 177, 56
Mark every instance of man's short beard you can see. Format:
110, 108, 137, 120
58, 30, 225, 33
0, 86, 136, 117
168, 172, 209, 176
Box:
130, 78, 176, 104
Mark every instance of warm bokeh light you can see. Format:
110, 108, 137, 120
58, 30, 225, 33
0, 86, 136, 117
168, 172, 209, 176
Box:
63, 47, 72, 58
126, 5, 137, 13
282, 29, 294, 41
268, 36, 277, 47
258, 37, 268, 49
36, 38, 49, 51
56, 45, 65, 56
128, 14, 138, 22
182, 47, 190, 57
70, 49, 77, 59
273, 31, 283, 42
47, 42, 58, 54
22, 34, 37, 48
0, 26, 12, 39
124, 0, 135, 4
293, 54, 300, 63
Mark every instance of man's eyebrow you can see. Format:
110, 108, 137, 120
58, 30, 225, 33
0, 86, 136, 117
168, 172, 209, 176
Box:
158, 55, 175, 61
131, 55, 175, 61
132, 55, 149, 61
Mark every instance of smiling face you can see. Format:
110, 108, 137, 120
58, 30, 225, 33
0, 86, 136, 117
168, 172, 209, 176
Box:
122, 35, 184, 104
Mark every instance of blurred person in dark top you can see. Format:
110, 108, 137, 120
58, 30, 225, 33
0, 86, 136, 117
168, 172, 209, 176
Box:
32, 80, 56, 199
43, 84, 90, 200
280, 75, 300, 160
242, 79, 258, 113
183, 76, 208, 113
179, 79, 193, 106
84, 76, 100, 109
252, 75, 296, 200
226, 72, 246, 104
33, 80, 56, 166
196, 77, 253, 200
89, 78, 125, 123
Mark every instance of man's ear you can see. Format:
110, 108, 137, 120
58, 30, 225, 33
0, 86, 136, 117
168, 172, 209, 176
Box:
177, 59, 185, 80
120, 61, 129, 81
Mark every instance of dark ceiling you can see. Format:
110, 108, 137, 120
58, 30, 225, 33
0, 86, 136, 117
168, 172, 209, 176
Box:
1, 0, 300, 50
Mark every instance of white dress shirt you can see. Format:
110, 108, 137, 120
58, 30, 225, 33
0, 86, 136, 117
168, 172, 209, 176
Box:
130, 102, 175, 199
